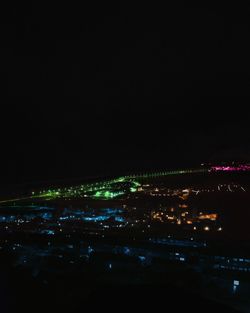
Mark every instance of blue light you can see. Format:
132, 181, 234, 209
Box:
88, 246, 94, 254
83, 216, 109, 222
115, 216, 125, 222
41, 212, 53, 220
59, 216, 69, 220
101, 208, 124, 214
41, 230, 55, 235
124, 247, 130, 255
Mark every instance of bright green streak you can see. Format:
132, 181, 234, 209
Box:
0, 168, 208, 204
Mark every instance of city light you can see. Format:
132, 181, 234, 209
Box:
211, 165, 250, 172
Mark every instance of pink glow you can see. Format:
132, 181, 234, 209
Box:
211, 165, 250, 172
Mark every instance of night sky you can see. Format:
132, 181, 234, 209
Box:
1, 4, 250, 185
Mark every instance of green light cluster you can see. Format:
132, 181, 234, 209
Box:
92, 190, 125, 200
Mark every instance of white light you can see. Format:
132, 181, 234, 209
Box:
233, 280, 239, 286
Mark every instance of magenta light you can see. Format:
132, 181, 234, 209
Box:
211, 165, 250, 172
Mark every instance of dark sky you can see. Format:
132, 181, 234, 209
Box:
1, 4, 250, 184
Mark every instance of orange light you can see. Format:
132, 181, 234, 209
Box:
199, 213, 217, 221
